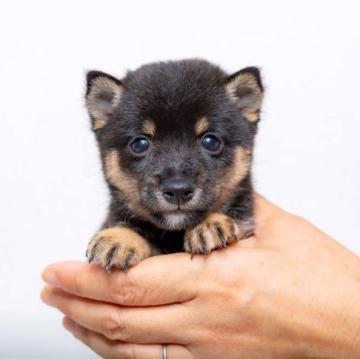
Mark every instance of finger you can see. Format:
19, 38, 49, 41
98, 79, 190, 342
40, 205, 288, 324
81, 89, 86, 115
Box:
42, 286, 193, 344
42, 254, 203, 306
63, 317, 192, 359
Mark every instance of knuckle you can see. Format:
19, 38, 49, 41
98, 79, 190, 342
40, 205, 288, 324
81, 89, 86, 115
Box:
101, 310, 129, 341
108, 273, 139, 306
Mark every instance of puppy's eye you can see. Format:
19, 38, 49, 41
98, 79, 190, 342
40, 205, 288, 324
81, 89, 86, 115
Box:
201, 133, 223, 153
129, 136, 150, 154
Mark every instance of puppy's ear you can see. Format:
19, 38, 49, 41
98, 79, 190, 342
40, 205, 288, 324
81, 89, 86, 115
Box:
85, 71, 124, 130
225, 67, 264, 123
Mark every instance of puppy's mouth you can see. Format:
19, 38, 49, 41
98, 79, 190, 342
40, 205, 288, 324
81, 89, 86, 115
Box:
140, 187, 209, 230
153, 209, 205, 231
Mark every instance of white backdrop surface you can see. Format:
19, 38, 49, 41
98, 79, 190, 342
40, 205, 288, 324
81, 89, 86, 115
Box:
0, 1, 359, 358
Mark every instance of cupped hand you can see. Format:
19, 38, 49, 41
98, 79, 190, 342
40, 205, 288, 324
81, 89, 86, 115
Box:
41, 195, 360, 358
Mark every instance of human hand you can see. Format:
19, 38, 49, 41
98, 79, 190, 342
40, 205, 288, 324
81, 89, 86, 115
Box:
41, 195, 360, 358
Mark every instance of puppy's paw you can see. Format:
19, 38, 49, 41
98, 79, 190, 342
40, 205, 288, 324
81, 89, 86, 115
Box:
184, 213, 252, 255
86, 227, 152, 271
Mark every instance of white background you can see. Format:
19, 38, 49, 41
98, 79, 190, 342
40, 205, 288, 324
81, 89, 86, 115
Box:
1, 1, 359, 358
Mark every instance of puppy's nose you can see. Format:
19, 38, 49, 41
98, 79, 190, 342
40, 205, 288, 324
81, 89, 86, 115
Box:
160, 179, 195, 205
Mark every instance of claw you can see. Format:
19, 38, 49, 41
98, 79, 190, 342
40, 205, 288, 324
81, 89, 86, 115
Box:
214, 223, 227, 248
105, 244, 118, 271
88, 242, 99, 263
198, 230, 208, 254
122, 248, 135, 271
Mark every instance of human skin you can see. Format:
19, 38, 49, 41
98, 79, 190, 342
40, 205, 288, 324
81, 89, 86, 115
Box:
41, 195, 360, 358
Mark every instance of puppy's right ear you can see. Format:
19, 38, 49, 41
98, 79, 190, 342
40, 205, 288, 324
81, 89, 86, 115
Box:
85, 71, 124, 130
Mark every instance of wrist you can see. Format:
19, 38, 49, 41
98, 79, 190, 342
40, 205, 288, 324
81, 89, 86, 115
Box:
337, 283, 360, 359
314, 279, 360, 359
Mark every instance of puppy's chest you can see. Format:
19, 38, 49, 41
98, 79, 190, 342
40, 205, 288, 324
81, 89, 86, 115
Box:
140, 226, 185, 253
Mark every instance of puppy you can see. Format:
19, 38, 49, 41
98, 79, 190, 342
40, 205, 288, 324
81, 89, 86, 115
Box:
85, 59, 263, 270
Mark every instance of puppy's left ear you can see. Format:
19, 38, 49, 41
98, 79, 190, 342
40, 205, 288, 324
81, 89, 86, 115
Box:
225, 67, 264, 123
85, 71, 124, 130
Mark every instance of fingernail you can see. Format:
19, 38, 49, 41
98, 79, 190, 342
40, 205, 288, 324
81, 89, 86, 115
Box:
42, 270, 59, 286
41, 287, 56, 307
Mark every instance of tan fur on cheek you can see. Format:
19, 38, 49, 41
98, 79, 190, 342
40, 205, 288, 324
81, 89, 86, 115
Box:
104, 150, 138, 196
214, 146, 251, 209
195, 116, 209, 135
104, 150, 152, 220
142, 119, 156, 137
230, 146, 252, 183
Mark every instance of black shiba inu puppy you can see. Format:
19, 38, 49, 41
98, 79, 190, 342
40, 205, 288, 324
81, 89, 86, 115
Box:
85, 59, 264, 270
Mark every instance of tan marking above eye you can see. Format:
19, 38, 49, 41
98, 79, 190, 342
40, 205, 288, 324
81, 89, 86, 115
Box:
142, 119, 156, 137
194, 116, 209, 136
